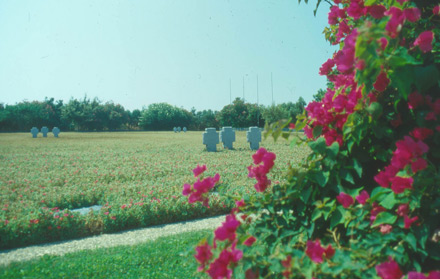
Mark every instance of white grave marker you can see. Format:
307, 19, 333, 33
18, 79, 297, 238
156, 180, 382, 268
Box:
220, 126, 235, 149
203, 128, 219, 152
247, 126, 261, 150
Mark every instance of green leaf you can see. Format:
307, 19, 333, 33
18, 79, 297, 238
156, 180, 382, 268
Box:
312, 125, 323, 138
327, 142, 339, 159
352, 158, 362, 178
415, 65, 440, 94
406, 233, 417, 251
340, 169, 355, 185
372, 212, 397, 227
370, 187, 392, 203
330, 207, 344, 229
308, 137, 326, 154
389, 47, 422, 67
300, 186, 313, 203
312, 170, 329, 187
366, 102, 383, 120
380, 192, 397, 210
391, 66, 414, 99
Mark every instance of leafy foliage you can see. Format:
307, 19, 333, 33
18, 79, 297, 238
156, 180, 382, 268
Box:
187, 0, 440, 278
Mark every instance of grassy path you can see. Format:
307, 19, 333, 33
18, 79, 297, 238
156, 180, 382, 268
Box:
0, 215, 224, 267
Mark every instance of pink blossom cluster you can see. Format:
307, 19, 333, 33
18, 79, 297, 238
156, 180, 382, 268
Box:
376, 257, 440, 279
194, 213, 247, 278
307, 1, 436, 148
307, 27, 363, 146
182, 164, 220, 207
247, 148, 276, 192
305, 239, 335, 263
374, 134, 430, 194
336, 190, 369, 208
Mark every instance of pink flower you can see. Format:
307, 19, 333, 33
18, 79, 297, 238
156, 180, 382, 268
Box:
370, 203, 386, 223
428, 271, 440, 279
328, 6, 342, 25
408, 91, 424, 109
369, 5, 386, 19
347, 0, 366, 19
411, 158, 428, 173
306, 240, 326, 263
410, 127, 433, 141
337, 192, 354, 208
111, 216, 116, 220
380, 224, 393, 234
396, 203, 409, 217
390, 176, 413, 194
193, 164, 207, 177
207, 250, 233, 279
378, 37, 388, 50
404, 215, 419, 229
194, 242, 213, 271
214, 214, 241, 242
243, 236, 256, 246
356, 190, 370, 205
235, 199, 245, 208
414, 31, 434, 53
374, 165, 399, 188
385, 7, 405, 38
408, 272, 427, 279
182, 183, 192, 196
319, 58, 335, 76
324, 244, 335, 259
305, 239, 334, 263
434, 6, 440, 15
376, 257, 403, 279
335, 30, 358, 73
374, 71, 390, 92
404, 8, 421, 22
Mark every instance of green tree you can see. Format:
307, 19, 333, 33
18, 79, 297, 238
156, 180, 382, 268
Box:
139, 103, 193, 130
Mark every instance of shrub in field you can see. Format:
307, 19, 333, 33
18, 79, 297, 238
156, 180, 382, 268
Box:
185, 0, 440, 278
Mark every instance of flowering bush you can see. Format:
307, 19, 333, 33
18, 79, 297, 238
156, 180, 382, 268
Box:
185, 0, 440, 277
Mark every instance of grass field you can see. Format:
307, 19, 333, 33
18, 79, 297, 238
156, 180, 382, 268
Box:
0, 131, 308, 249
0, 229, 212, 278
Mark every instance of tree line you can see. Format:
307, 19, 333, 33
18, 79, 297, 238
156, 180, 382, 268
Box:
0, 94, 323, 132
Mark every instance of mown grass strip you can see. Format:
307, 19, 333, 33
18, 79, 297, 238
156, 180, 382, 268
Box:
0, 229, 211, 279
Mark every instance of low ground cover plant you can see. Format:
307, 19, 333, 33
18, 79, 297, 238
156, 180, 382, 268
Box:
185, 0, 440, 278
0, 132, 306, 249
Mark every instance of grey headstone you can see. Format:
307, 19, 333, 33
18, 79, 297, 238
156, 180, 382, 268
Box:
203, 128, 219, 152
220, 126, 235, 149
41, 126, 49, 137
173, 127, 177, 133
31, 127, 39, 138
247, 126, 261, 150
183, 127, 187, 133
52, 127, 60, 138
177, 127, 181, 133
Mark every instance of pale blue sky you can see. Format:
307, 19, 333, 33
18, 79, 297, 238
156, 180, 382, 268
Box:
0, 0, 336, 112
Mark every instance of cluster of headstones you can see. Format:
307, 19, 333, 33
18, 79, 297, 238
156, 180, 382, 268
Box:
203, 126, 261, 152
173, 127, 187, 133
30, 127, 60, 138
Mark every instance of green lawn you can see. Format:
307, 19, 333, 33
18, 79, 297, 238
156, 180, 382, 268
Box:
0, 229, 212, 279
